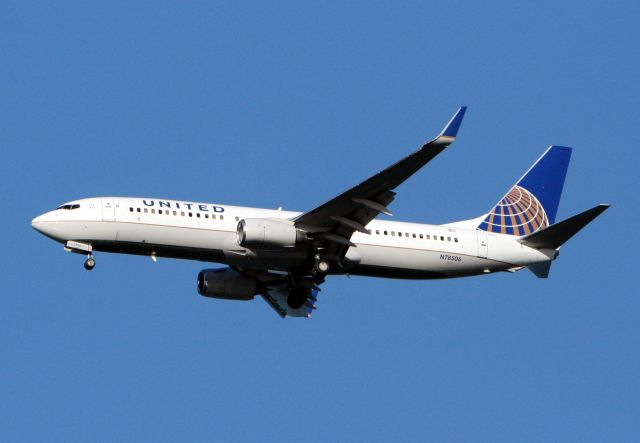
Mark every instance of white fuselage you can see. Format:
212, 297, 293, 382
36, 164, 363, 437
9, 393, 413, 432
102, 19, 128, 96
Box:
31, 197, 553, 279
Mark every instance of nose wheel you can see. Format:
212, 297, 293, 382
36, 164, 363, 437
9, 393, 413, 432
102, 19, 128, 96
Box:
84, 255, 96, 271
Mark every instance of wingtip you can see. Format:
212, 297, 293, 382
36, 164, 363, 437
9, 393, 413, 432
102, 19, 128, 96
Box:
439, 106, 467, 138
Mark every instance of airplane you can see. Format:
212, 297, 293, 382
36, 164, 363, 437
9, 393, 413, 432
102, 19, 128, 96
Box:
31, 107, 609, 318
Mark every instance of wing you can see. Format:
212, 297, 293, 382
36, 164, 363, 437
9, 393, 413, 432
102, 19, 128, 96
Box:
294, 107, 467, 264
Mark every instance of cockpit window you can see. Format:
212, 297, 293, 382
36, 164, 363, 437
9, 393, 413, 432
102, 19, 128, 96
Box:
56, 204, 80, 210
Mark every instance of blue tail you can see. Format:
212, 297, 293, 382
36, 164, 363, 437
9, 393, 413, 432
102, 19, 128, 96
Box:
478, 146, 572, 236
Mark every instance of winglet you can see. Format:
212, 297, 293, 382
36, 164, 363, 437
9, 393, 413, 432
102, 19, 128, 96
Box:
438, 106, 467, 138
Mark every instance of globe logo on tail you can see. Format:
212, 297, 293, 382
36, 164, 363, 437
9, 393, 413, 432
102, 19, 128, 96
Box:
478, 185, 549, 236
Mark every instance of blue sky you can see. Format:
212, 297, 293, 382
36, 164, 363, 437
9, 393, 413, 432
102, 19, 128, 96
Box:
2, 1, 639, 441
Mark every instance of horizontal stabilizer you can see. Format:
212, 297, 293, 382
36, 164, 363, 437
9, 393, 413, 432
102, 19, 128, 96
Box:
518, 204, 610, 249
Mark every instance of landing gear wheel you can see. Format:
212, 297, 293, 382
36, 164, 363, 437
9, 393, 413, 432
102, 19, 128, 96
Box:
315, 259, 330, 274
287, 294, 306, 309
84, 256, 95, 271
312, 258, 329, 283
287, 286, 308, 309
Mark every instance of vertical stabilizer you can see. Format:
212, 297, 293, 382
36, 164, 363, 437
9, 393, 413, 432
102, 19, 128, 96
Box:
477, 146, 572, 236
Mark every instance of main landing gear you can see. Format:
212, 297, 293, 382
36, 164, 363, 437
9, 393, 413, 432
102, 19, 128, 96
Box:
315, 258, 330, 274
311, 256, 330, 284
287, 286, 308, 309
84, 255, 96, 271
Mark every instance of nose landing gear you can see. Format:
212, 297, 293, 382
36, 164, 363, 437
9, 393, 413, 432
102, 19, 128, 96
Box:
84, 255, 96, 271
64, 241, 95, 271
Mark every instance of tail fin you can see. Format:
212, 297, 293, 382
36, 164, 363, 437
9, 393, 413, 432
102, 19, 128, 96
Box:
477, 146, 572, 236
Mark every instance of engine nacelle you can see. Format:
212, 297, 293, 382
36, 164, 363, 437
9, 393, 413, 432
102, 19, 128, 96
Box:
197, 268, 259, 300
236, 218, 304, 249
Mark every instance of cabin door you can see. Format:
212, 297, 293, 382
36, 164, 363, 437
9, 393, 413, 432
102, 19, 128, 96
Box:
476, 230, 488, 258
101, 198, 115, 221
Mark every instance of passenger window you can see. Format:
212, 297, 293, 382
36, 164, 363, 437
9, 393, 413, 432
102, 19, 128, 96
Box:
412, 233, 416, 238
391, 231, 395, 236
181, 211, 185, 216
447, 237, 451, 242
455, 238, 459, 243
205, 214, 209, 219
197, 213, 200, 218
398, 232, 402, 237
384, 231, 388, 235
188, 212, 192, 217
220, 215, 224, 220
376, 230, 380, 235
440, 236, 444, 241
235, 216, 239, 221
144, 208, 148, 213
158, 210, 163, 214
419, 234, 423, 239
151, 209, 155, 214
426, 235, 430, 239
137, 208, 141, 213
129, 207, 133, 212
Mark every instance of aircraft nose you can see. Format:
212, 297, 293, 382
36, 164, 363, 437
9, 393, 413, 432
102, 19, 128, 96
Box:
31, 212, 57, 236
31, 214, 45, 231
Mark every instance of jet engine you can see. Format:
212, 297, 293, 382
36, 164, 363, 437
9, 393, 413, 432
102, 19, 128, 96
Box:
236, 218, 305, 249
197, 268, 261, 300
